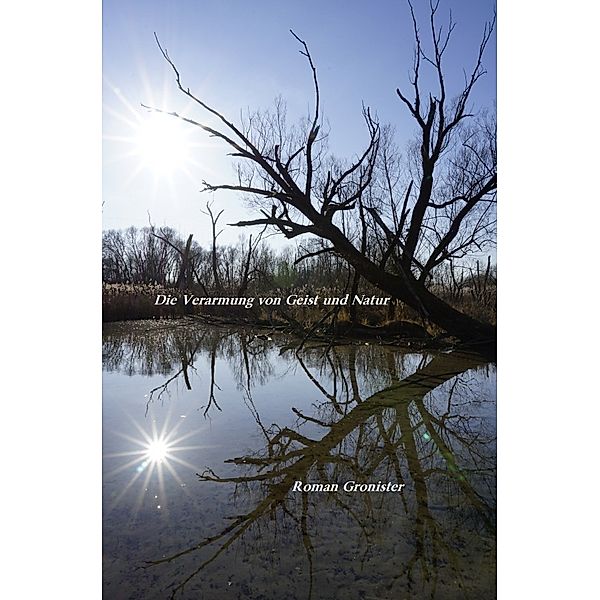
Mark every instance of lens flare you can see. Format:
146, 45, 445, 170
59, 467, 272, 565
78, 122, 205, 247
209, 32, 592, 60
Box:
104, 412, 208, 516
145, 438, 170, 463
133, 112, 191, 175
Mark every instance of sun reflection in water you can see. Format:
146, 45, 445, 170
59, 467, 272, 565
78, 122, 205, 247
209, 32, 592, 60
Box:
105, 412, 207, 516
145, 438, 170, 463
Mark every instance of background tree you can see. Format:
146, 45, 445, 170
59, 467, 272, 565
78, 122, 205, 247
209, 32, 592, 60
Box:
141, 2, 496, 342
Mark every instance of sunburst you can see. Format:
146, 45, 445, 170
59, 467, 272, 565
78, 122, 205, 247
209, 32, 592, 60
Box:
104, 409, 210, 517
103, 75, 218, 192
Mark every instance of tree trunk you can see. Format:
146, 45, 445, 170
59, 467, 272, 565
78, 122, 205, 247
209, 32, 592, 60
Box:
348, 269, 361, 325
176, 234, 193, 290
317, 217, 495, 344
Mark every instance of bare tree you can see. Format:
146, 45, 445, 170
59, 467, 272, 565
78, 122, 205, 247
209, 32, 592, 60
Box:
147, 214, 209, 293
103, 226, 181, 284
141, 346, 495, 598
144, 3, 496, 343
236, 229, 266, 297
200, 200, 224, 290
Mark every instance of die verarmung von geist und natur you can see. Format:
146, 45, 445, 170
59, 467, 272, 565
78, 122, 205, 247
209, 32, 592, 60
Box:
154, 293, 391, 310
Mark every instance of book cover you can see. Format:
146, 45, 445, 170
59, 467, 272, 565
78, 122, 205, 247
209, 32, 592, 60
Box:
103, 1, 497, 598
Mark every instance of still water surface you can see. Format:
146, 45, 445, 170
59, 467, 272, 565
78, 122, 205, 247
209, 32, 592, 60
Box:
103, 320, 496, 599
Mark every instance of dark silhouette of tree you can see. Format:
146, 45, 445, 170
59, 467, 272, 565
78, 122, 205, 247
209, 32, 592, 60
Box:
143, 1, 496, 344
137, 343, 495, 599
200, 200, 224, 290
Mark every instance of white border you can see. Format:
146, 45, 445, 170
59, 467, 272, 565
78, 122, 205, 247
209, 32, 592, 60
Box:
499, 0, 599, 597
3, 0, 599, 598
2, 1, 101, 597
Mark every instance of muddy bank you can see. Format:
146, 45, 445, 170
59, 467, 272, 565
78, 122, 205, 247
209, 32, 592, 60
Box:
102, 284, 495, 357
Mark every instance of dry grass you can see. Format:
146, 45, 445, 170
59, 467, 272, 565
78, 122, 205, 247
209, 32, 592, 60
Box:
103, 283, 184, 322
103, 283, 496, 331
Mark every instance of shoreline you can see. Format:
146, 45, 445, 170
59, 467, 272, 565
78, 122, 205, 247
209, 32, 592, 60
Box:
102, 315, 496, 358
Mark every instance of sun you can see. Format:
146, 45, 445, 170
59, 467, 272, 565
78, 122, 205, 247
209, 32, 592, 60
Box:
145, 437, 171, 463
104, 412, 209, 516
104, 84, 214, 189
133, 111, 192, 176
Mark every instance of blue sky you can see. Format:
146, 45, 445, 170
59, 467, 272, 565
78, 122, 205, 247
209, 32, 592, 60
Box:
103, 0, 496, 244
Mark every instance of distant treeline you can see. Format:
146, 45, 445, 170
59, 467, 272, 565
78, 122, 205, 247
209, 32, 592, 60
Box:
102, 225, 347, 294
102, 225, 495, 327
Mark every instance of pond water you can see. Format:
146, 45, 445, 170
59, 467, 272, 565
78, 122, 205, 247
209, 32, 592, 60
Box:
103, 320, 496, 599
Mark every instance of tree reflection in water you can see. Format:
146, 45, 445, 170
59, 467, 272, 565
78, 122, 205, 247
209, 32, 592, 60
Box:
103, 321, 496, 599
